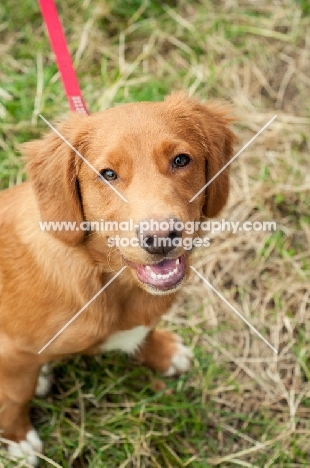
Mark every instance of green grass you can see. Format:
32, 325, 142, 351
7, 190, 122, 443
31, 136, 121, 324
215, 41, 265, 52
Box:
1, 0, 310, 466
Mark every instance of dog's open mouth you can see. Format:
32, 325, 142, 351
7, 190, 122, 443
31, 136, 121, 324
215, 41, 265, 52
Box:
135, 255, 186, 290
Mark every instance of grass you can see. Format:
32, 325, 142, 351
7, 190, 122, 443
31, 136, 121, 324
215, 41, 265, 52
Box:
1, 0, 310, 466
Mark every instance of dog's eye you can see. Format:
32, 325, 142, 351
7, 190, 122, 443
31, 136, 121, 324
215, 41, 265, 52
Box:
100, 169, 117, 181
172, 154, 191, 168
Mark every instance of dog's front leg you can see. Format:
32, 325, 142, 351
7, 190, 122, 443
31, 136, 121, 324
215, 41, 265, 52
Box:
134, 329, 193, 376
0, 350, 43, 466
86, 327, 193, 376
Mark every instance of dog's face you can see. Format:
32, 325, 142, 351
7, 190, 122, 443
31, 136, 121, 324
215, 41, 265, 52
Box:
24, 93, 235, 295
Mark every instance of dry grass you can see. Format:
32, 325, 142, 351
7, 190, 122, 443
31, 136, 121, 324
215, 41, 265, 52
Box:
0, 0, 310, 466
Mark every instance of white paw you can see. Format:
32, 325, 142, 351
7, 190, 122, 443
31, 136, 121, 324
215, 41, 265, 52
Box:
8, 429, 43, 467
163, 340, 193, 377
35, 364, 52, 397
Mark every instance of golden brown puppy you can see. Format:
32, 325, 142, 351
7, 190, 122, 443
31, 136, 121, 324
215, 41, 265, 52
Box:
0, 92, 235, 465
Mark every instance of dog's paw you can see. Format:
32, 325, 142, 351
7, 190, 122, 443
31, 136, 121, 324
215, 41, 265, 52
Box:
135, 330, 193, 376
163, 337, 193, 376
35, 364, 52, 397
7, 429, 43, 467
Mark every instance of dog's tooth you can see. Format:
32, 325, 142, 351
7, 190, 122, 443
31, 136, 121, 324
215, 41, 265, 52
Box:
173, 268, 178, 274
146, 266, 151, 271
151, 272, 157, 279
176, 258, 180, 265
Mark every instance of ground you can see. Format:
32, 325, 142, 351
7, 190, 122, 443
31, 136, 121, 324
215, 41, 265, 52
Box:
0, 0, 310, 467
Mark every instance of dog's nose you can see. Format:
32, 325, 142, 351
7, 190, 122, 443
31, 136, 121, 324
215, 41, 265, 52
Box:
137, 218, 183, 255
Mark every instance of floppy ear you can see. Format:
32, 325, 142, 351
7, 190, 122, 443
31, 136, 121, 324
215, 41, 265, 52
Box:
164, 92, 236, 218
21, 113, 88, 245
196, 101, 236, 218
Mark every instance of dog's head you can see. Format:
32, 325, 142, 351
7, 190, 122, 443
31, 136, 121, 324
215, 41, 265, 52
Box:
23, 92, 236, 295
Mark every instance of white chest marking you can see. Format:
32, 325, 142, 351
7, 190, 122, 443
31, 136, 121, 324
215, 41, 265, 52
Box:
101, 325, 150, 354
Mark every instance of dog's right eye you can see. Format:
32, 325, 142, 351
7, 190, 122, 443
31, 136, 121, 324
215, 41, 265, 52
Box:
172, 154, 191, 168
100, 169, 117, 181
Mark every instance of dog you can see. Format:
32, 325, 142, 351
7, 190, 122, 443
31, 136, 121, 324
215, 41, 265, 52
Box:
0, 92, 235, 465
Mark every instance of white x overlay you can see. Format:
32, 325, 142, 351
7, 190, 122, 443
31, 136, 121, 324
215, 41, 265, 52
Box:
191, 266, 278, 354
189, 114, 277, 202
38, 113, 277, 355
39, 114, 128, 202
38, 266, 127, 354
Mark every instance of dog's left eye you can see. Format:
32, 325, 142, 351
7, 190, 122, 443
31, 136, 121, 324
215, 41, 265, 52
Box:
172, 154, 191, 168
100, 169, 117, 181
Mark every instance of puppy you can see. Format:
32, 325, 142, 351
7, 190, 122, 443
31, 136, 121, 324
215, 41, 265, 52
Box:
0, 92, 235, 465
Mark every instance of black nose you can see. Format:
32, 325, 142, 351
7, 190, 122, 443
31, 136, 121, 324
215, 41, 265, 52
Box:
137, 218, 183, 255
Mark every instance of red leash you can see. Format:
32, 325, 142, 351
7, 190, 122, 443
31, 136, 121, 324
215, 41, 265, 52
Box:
38, 0, 89, 115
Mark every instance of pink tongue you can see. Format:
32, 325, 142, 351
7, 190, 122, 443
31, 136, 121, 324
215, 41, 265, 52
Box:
148, 258, 176, 274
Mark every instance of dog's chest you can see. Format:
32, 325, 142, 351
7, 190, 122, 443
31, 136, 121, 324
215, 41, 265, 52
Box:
100, 325, 150, 354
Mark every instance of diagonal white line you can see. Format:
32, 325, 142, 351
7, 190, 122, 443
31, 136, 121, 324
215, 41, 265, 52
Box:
39, 114, 128, 203
190, 266, 278, 354
189, 115, 277, 203
38, 266, 127, 354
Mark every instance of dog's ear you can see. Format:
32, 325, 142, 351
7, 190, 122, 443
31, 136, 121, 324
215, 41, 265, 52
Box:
165, 92, 237, 218
21, 113, 88, 245
195, 101, 236, 218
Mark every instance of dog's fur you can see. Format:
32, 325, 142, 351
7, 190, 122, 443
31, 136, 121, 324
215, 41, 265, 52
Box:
0, 92, 235, 464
